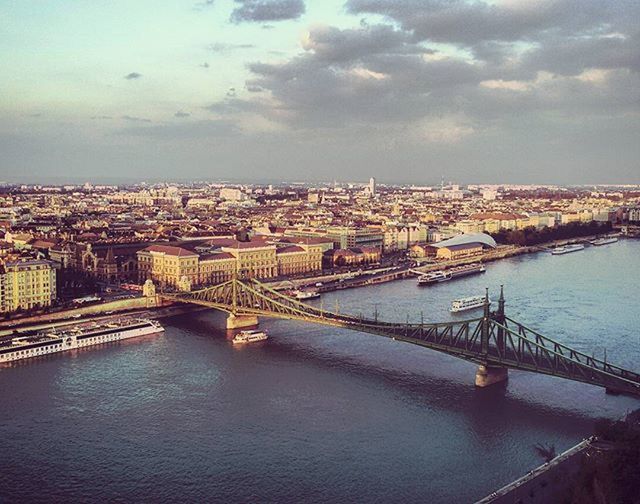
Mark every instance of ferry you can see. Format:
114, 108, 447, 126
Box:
450, 296, 489, 313
293, 289, 321, 300
551, 244, 585, 255
418, 263, 486, 286
0, 318, 164, 364
589, 237, 618, 246
232, 329, 268, 344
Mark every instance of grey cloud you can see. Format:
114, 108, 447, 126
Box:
302, 24, 432, 62
124, 72, 142, 80
228, 14, 640, 133
521, 33, 640, 76
230, 0, 305, 23
121, 115, 151, 123
208, 42, 255, 52
174, 111, 191, 118
205, 97, 267, 115
115, 120, 240, 139
345, 0, 640, 51
200, 62, 210, 68
240, 23, 483, 127
91, 115, 113, 120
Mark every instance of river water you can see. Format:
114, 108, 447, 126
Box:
1, 240, 639, 503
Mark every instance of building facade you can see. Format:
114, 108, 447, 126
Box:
0, 259, 57, 313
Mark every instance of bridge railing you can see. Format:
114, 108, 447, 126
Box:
503, 317, 640, 383
484, 319, 640, 393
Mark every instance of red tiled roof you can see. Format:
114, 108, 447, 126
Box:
276, 245, 305, 254
143, 244, 198, 257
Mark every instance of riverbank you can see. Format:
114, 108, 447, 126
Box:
0, 232, 622, 328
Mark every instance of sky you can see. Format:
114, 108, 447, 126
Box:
1, 0, 639, 185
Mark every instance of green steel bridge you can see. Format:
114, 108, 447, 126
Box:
161, 277, 640, 396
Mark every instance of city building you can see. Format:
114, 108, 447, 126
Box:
0, 259, 57, 313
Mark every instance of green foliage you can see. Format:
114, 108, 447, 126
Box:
491, 221, 613, 247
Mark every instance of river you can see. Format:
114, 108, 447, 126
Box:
1, 240, 638, 503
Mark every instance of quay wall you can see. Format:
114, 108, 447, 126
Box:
0, 296, 171, 332
475, 440, 591, 504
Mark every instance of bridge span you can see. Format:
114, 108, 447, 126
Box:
160, 278, 640, 396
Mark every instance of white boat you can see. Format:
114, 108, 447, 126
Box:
551, 244, 585, 255
232, 330, 268, 344
589, 237, 618, 246
417, 263, 485, 286
450, 296, 490, 313
0, 318, 164, 364
418, 270, 451, 285
293, 289, 321, 300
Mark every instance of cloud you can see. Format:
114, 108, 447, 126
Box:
91, 115, 113, 120
300, 24, 432, 62
230, 0, 305, 23
115, 120, 240, 139
121, 115, 151, 123
174, 111, 191, 118
124, 72, 142, 80
208, 42, 255, 53
216, 0, 638, 133
193, 0, 215, 10
234, 24, 482, 128
200, 62, 210, 68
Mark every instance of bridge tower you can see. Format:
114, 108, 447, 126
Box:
226, 271, 259, 330
475, 287, 508, 388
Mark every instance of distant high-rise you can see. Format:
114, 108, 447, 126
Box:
368, 177, 376, 196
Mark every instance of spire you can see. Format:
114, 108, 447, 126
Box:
105, 247, 115, 264
497, 285, 505, 320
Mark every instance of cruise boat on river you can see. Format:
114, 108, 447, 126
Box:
292, 289, 321, 300
589, 237, 618, 246
417, 263, 486, 286
551, 244, 585, 255
0, 318, 164, 364
450, 296, 490, 313
232, 330, 268, 344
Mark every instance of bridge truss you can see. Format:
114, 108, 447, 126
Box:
162, 278, 640, 396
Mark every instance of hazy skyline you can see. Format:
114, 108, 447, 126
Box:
1, 0, 639, 184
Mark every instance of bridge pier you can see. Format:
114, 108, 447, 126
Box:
226, 314, 259, 330
475, 365, 508, 388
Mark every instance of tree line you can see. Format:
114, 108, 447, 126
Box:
490, 221, 613, 247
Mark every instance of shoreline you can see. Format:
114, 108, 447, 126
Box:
1, 232, 624, 329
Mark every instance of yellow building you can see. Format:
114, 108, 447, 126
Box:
137, 245, 199, 287
276, 244, 323, 276
434, 243, 484, 261
221, 242, 278, 278
137, 238, 325, 288
199, 253, 237, 284
0, 259, 57, 313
